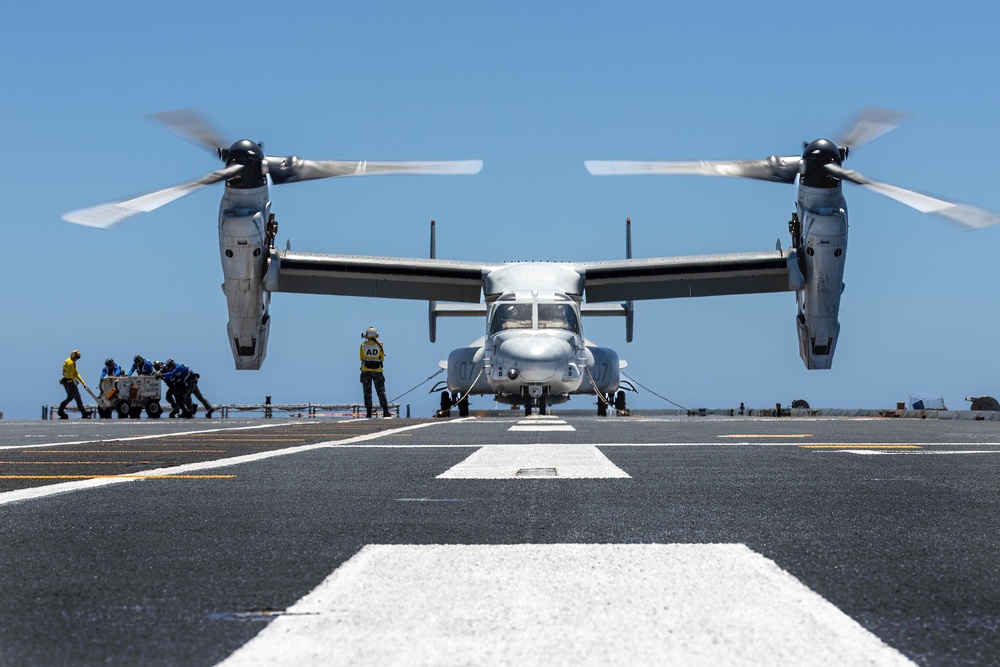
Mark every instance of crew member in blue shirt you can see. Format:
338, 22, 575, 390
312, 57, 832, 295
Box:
128, 355, 154, 376
159, 360, 195, 418
100, 358, 123, 381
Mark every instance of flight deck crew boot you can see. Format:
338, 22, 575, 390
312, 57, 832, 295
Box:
383, 409, 391, 418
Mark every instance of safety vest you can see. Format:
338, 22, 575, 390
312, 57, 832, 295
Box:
62, 357, 83, 384
360, 340, 385, 372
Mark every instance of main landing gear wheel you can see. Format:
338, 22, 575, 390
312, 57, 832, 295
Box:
458, 395, 469, 417
615, 390, 630, 416
538, 395, 547, 416
434, 390, 454, 418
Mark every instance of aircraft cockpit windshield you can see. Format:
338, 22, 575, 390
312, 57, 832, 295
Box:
538, 303, 580, 334
488, 298, 581, 337
488, 303, 533, 336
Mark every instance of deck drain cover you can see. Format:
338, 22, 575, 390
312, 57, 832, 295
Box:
515, 467, 558, 478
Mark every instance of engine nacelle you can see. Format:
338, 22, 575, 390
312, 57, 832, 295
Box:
577, 344, 621, 395
446, 339, 492, 396
219, 192, 271, 370
794, 185, 848, 370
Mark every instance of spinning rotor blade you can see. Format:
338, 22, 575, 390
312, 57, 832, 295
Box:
836, 107, 909, 152
148, 108, 228, 154
62, 164, 243, 228
826, 163, 1000, 230
585, 156, 801, 184
267, 158, 483, 185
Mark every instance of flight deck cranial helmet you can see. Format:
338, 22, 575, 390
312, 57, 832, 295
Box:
165, 359, 176, 371
106, 358, 115, 367
364, 327, 379, 339
134, 354, 144, 365
70, 350, 81, 361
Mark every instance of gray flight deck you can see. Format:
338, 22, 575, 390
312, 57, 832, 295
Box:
1, 414, 998, 665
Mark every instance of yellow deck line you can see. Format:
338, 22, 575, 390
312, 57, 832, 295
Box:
0, 475, 235, 479
719, 434, 813, 438
800, 445, 921, 449
24, 450, 225, 454
0, 461, 152, 465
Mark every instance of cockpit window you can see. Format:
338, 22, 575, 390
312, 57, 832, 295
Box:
537, 303, 580, 334
488, 303, 533, 336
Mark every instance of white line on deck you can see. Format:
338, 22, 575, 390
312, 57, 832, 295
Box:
216, 544, 915, 667
0, 421, 459, 506
437, 444, 629, 479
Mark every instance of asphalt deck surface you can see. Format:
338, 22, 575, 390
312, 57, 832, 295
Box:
1, 414, 998, 665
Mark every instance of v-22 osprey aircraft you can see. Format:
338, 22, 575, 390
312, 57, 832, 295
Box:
64, 109, 1000, 416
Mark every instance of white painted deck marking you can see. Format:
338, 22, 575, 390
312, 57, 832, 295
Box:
437, 444, 629, 479
216, 544, 915, 667
508, 416, 576, 432
508, 424, 577, 432
0, 421, 455, 506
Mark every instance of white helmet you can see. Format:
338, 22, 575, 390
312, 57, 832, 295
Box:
363, 327, 379, 339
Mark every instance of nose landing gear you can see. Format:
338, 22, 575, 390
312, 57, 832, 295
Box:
524, 395, 547, 417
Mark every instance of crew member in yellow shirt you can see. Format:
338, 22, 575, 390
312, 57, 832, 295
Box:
359, 327, 391, 418
58, 350, 92, 419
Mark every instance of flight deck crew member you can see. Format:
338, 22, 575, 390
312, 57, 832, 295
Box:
128, 355, 154, 376
186, 370, 214, 418
58, 350, 92, 419
100, 358, 123, 381
360, 327, 391, 418
159, 360, 195, 418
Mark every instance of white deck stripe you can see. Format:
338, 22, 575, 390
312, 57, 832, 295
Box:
216, 544, 914, 667
0, 422, 291, 451
509, 418, 575, 432
508, 424, 577, 431
437, 444, 629, 479
0, 421, 453, 506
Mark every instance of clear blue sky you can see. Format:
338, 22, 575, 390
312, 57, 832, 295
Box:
3, 2, 999, 420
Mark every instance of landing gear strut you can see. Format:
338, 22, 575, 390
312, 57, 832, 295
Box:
524, 395, 547, 417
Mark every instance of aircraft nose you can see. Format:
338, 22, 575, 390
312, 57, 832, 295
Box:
498, 336, 573, 382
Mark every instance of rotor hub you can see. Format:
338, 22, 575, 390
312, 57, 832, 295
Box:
224, 140, 267, 189
800, 139, 843, 188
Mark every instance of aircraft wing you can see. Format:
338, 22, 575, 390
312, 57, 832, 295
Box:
576, 249, 800, 302
265, 250, 496, 303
